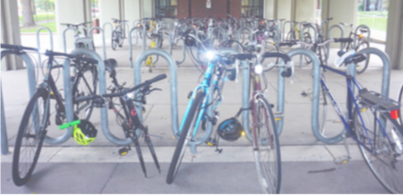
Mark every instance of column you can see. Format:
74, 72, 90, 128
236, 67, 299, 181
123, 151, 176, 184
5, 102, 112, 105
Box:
55, 0, 92, 52
264, 0, 275, 19
385, 0, 403, 70
1, 0, 23, 70
295, 0, 316, 23
124, 0, 141, 22
321, 0, 358, 48
142, 0, 154, 18
98, 0, 122, 39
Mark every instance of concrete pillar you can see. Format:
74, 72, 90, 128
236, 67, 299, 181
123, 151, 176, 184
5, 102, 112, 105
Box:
124, 0, 141, 22
321, 0, 357, 48
295, 0, 316, 23
1, 0, 23, 70
385, 0, 403, 70
264, 0, 275, 19
99, 0, 122, 39
142, 0, 154, 18
276, 0, 292, 21
55, 0, 92, 52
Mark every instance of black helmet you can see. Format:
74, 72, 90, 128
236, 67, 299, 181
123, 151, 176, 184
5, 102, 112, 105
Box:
217, 117, 243, 141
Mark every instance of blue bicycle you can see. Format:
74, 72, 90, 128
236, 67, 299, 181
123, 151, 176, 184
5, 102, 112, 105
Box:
301, 39, 403, 193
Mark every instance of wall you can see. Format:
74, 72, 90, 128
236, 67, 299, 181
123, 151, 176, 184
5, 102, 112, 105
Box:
177, 0, 241, 19
99, 0, 121, 38
385, 0, 403, 69
265, 0, 275, 19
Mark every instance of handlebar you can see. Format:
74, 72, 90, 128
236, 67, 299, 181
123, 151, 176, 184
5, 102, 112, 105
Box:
333, 38, 354, 43
74, 74, 167, 103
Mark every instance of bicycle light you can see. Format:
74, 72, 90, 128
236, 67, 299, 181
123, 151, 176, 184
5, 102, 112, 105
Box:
206, 51, 216, 61
255, 64, 263, 74
390, 109, 399, 120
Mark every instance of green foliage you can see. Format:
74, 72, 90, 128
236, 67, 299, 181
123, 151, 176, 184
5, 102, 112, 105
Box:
19, 13, 55, 23
357, 17, 387, 32
20, 22, 56, 33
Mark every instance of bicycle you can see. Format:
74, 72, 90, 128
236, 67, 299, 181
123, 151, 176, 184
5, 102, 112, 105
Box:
398, 83, 403, 124
300, 39, 403, 193
111, 18, 128, 50
166, 31, 245, 184
1, 44, 98, 186
61, 22, 95, 51
338, 22, 370, 74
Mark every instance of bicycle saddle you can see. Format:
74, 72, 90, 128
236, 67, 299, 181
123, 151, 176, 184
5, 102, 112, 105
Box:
104, 59, 118, 77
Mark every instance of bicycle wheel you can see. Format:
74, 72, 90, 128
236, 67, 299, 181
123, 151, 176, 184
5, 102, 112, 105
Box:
355, 41, 370, 74
303, 32, 313, 65
111, 31, 117, 50
286, 31, 295, 41
118, 32, 124, 47
253, 97, 281, 194
72, 63, 97, 120
166, 90, 204, 184
354, 105, 403, 193
314, 81, 345, 144
12, 88, 48, 186
399, 84, 403, 125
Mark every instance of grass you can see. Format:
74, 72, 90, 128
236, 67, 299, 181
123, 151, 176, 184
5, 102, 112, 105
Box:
19, 13, 55, 23
20, 22, 57, 33
357, 17, 387, 32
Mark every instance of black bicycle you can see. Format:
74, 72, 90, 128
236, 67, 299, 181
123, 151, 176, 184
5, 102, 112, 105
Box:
111, 18, 128, 50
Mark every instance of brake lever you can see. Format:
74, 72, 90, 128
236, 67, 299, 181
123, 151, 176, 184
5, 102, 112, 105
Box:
146, 88, 162, 95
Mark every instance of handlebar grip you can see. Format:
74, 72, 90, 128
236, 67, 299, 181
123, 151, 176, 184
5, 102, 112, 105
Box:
327, 17, 333, 21
146, 74, 167, 84
262, 52, 291, 63
333, 38, 354, 43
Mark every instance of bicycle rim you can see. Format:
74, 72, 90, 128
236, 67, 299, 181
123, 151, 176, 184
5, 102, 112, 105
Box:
354, 106, 403, 193
73, 64, 97, 120
12, 89, 48, 186
253, 97, 281, 194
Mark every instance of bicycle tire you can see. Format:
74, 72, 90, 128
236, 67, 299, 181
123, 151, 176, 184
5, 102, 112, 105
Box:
12, 88, 48, 186
118, 32, 124, 47
111, 31, 117, 50
286, 31, 295, 41
314, 81, 344, 144
72, 64, 97, 121
354, 105, 403, 193
166, 90, 205, 184
355, 41, 370, 74
253, 97, 281, 194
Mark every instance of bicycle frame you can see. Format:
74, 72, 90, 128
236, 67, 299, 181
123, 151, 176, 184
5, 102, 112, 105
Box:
178, 61, 225, 140
320, 64, 398, 153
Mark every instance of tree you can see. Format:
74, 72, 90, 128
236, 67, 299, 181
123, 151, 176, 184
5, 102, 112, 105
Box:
21, 0, 36, 27
365, 0, 371, 11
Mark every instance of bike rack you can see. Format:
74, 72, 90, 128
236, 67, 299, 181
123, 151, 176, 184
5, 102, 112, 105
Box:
174, 38, 186, 65
128, 26, 143, 68
282, 21, 294, 42
133, 49, 179, 144
326, 24, 345, 61
62, 27, 79, 53
235, 27, 253, 44
353, 24, 371, 48
298, 23, 318, 68
88, 27, 107, 60
1, 51, 38, 154
102, 22, 114, 48
208, 26, 227, 47
36, 27, 54, 70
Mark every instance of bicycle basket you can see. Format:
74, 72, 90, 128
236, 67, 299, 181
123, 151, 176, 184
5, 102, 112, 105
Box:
73, 119, 98, 145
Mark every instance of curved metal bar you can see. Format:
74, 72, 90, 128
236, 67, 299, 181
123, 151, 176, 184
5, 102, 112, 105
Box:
36, 27, 53, 73
129, 26, 141, 68
133, 49, 179, 140
236, 27, 253, 43
88, 26, 107, 60
282, 21, 294, 42
1, 83, 8, 154
62, 27, 78, 53
354, 24, 371, 48
102, 22, 114, 48
208, 26, 227, 46
69, 48, 132, 145
241, 60, 251, 141
326, 24, 344, 61
175, 38, 186, 65
356, 48, 390, 98
285, 48, 321, 136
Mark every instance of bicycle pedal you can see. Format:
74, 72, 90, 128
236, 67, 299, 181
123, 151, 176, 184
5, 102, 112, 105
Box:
118, 147, 129, 156
142, 106, 146, 113
206, 137, 217, 147
334, 155, 350, 165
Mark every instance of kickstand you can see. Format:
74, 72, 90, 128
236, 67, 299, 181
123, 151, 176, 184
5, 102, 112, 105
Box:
324, 134, 351, 165
214, 133, 223, 153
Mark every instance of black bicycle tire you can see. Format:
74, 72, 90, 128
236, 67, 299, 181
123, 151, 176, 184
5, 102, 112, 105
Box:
12, 88, 48, 186
303, 32, 313, 64
166, 90, 204, 184
118, 32, 124, 47
72, 64, 97, 121
355, 41, 370, 74
253, 96, 281, 194
399, 84, 403, 125
111, 31, 117, 50
145, 132, 161, 173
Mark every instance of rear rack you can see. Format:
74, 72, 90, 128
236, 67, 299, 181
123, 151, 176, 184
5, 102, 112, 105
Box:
358, 88, 400, 112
